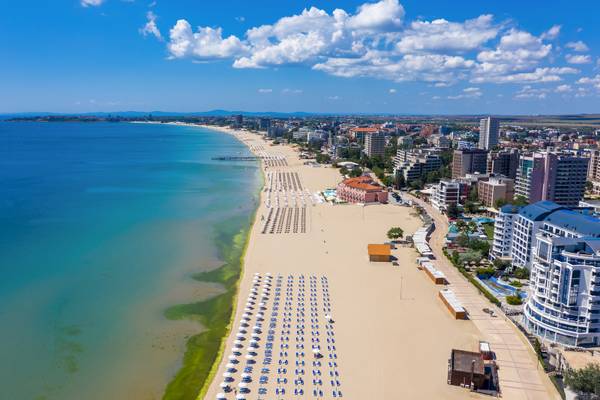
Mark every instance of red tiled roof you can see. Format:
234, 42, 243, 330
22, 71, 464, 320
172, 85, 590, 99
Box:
341, 176, 384, 191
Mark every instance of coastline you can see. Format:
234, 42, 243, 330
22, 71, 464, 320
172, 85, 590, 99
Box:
161, 125, 264, 400
202, 126, 486, 400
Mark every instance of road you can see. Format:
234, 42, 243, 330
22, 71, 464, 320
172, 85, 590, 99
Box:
406, 193, 561, 400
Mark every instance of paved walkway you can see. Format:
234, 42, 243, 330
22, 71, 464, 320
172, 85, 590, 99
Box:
407, 194, 561, 400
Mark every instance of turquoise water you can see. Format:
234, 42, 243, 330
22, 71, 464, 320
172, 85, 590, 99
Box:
0, 122, 261, 400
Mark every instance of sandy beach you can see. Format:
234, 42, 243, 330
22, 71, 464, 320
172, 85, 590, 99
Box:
200, 126, 560, 400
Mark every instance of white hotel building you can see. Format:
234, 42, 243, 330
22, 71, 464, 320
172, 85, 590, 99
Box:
491, 200, 600, 346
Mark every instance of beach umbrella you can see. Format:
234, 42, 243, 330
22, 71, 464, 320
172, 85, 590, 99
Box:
238, 382, 248, 388
216, 393, 226, 400
234, 339, 242, 345
241, 373, 251, 379
235, 395, 245, 400
222, 372, 232, 378
228, 355, 237, 361
245, 354, 254, 359
219, 382, 229, 389
226, 362, 236, 369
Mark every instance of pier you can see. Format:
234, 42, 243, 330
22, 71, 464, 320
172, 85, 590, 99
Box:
211, 156, 261, 161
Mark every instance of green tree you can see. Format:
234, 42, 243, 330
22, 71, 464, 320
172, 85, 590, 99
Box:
316, 153, 331, 164
465, 201, 479, 214
447, 203, 459, 219
494, 198, 508, 209
513, 267, 530, 280
513, 195, 529, 206
564, 363, 600, 398
381, 175, 395, 187
387, 227, 404, 240
468, 185, 479, 202
396, 173, 406, 189
349, 168, 363, 178
339, 166, 349, 176
456, 233, 470, 247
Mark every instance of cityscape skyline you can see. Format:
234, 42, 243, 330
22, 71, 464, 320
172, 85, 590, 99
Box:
2, 0, 600, 114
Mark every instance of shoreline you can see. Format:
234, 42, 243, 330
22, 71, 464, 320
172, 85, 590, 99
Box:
161, 125, 264, 400
202, 126, 487, 400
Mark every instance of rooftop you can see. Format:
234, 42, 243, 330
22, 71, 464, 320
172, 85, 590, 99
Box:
341, 176, 384, 192
519, 201, 564, 221
544, 209, 600, 237
367, 244, 391, 257
450, 349, 485, 375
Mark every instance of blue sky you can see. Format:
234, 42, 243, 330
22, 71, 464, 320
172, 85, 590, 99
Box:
2, 0, 600, 114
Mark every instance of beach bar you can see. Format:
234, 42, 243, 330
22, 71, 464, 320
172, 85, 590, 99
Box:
448, 349, 486, 389
439, 289, 467, 319
423, 263, 447, 284
367, 244, 392, 262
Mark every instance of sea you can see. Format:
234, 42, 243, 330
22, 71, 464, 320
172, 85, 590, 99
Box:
0, 122, 261, 400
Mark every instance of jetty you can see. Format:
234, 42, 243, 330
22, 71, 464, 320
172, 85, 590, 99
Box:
211, 156, 261, 161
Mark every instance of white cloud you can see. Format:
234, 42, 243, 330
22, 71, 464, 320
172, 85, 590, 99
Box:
447, 87, 482, 99
389, 88, 397, 93
140, 11, 162, 41
565, 41, 589, 52
577, 75, 600, 90
555, 84, 572, 93
168, 20, 247, 59
314, 52, 475, 84
282, 88, 303, 94
565, 54, 591, 64
163, 1, 590, 87
396, 15, 498, 53
473, 67, 577, 84
514, 85, 549, 99
81, 0, 105, 6
328, 95, 342, 100
540, 24, 561, 40
257, 88, 273, 93
235, 16, 246, 23
346, 0, 404, 31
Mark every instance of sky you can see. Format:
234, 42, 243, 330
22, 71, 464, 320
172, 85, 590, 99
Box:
2, 0, 600, 115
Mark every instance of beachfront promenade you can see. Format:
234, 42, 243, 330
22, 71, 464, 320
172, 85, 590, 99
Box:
407, 194, 561, 400
203, 127, 558, 400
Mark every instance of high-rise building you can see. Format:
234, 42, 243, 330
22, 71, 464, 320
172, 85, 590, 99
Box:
512, 202, 600, 347
364, 131, 386, 158
393, 149, 441, 184
487, 149, 519, 179
452, 149, 488, 178
477, 176, 515, 208
587, 149, 600, 195
479, 117, 499, 150
542, 152, 589, 207
490, 204, 520, 261
515, 152, 589, 206
431, 179, 460, 213
259, 118, 271, 131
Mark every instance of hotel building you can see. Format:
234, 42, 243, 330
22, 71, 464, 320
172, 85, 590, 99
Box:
515, 152, 589, 206
479, 117, 499, 150
364, 131, 386, 158
431, 179, 461, 213
337, 176, 388, 204
452, 148, 488, 178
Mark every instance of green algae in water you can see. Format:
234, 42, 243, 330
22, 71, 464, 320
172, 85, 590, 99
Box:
163, 215, 253, 400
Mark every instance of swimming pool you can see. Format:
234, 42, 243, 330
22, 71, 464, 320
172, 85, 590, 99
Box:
479, 276, 527, 299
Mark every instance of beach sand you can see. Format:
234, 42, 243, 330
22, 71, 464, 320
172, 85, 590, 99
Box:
201, 127, 496, 400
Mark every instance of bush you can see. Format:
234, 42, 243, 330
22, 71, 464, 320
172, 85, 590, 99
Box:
387, 227, 404, 240
506, 295, 523, 305
476, 266, 496, 279
564, 363, 600, 398
513, 267, 530, 280
509, 280, 523, 288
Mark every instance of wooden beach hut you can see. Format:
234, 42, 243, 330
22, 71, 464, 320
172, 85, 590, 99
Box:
367, 244, 392, 262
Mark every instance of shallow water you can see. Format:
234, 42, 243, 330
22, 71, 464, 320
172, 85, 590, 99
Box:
0, 122, 261, 400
